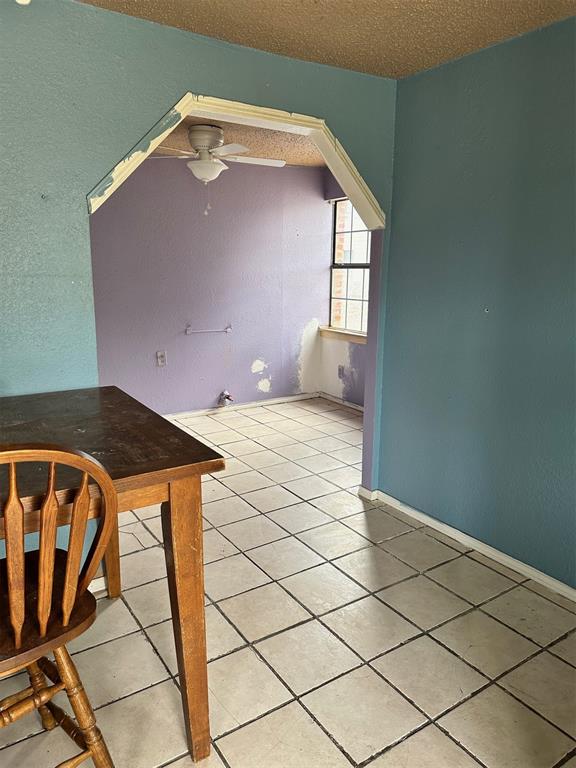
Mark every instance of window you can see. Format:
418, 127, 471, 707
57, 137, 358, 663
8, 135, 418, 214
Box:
330, 199, 371, 334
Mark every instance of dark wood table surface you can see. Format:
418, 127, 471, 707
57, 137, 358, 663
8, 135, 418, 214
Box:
0, 386, 224, 762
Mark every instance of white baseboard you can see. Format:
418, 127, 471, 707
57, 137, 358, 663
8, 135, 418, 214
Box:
90, 576, 107, 597
359, 487, 576, 602
167, 392, 363, 420
166, 392, 320, 419
358, 488, 380, 501
317, 391, 364, 413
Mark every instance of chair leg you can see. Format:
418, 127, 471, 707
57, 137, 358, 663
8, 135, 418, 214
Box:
26, 661, 57, 731
53, 646, 114, 768
103, 516, 122, 599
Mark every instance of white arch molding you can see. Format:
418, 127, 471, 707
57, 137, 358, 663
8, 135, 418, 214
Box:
86, 92, 386, 231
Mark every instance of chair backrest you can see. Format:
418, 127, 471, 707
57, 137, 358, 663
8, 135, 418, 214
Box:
0, 444, 117, 649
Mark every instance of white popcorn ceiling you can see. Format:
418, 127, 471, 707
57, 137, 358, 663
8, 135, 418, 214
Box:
80, 0, 576, 78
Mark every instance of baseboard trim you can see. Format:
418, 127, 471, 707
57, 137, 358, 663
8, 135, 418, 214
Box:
359, 487, 576, 602
166, 392, 320, 419
317, 391, 364, 413
90, 576, 107, 597
167, 392, 363, 420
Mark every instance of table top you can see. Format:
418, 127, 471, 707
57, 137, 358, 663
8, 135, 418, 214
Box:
0, 386, 224, 501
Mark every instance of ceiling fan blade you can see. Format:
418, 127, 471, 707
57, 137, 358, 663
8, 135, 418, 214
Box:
225, 156, 286, 167
150, 154, 194, 159
211, 143, 250, 157
153, 146, 197, 157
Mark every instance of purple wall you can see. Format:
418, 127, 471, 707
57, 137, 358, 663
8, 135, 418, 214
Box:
324, 168, 345, 201
90, 161, 333, 414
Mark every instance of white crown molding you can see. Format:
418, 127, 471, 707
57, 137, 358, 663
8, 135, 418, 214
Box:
359, 487, 576, 603
87, 93, 385, 230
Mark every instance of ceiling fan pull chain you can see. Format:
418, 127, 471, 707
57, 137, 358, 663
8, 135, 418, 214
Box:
204, 184, 212, 217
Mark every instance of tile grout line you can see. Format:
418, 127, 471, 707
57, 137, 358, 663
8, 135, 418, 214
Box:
121, 507, 575, 670
210, 539, 576, 758
196, 525, 575, 763
117, 546, 576, 675
121, 492, 575, 671
120, 402, 576, 764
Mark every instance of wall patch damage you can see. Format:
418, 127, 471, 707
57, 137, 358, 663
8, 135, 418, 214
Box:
251, 359, 268, 374
257, 377, 272, 392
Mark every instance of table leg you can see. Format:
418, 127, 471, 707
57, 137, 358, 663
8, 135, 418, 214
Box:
103, 516, 121, 598
162, 475, 210, 762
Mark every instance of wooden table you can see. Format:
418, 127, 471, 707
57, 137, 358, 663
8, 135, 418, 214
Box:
0, 386, 224, 762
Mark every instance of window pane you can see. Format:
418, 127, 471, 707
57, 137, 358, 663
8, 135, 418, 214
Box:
346, 300, 363, 332
335, 199, 352, 232
331, 299, 346, 328
331, 269, 347, 299
347, 269, 364, 299
361, 304, 369, 333
351, 231, 369, 263
330, 199, 371, 335
334, 232, 351, 264
363, 269, 370, 300
351, 206, 369, 231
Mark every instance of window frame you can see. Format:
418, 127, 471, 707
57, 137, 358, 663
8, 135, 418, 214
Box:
329, 199, 371, 335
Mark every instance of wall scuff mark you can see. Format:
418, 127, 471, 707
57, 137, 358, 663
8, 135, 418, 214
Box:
257, 377, 271, 392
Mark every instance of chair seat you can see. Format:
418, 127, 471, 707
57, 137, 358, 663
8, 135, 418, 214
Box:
0, 549, 97, 675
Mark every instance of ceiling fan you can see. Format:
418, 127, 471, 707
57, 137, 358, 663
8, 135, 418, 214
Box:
154, 124, 286, 183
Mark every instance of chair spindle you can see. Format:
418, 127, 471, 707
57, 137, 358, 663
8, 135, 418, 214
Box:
62, 472, 90, 627
5, 462, 26, 648
38, 462, 59, 636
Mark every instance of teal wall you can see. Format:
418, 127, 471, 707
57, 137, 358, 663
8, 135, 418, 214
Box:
0, 0, 396, 396
1, 2, 574, 587
379, 20, 576, 586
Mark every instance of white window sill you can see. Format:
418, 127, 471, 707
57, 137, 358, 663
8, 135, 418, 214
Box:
319, 326, 367, 345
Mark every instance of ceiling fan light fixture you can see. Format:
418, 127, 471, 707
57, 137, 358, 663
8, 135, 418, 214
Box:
186, 157, 228, 184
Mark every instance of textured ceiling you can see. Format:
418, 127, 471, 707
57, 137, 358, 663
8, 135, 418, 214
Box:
80, 0, 576, 77
155, 118, 325, 166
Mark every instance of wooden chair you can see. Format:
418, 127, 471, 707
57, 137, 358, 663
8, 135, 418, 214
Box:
0, 444, 118, 767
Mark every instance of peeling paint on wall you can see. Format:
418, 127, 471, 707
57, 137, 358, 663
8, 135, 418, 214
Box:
318, 335, 365, 406
253, 358, 271, 392
342, 342, 366, 405
319, 335, 347, 400
251, 359, 268, 374
257, 377, 271, 392
298, 318, 322, 394
87, 105, 185, 213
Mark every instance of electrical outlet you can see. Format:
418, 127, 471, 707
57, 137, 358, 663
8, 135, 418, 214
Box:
156, 350, 167, 367
338, 364, 345, 380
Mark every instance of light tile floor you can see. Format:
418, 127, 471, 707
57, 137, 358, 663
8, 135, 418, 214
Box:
1, 396, 575, 767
